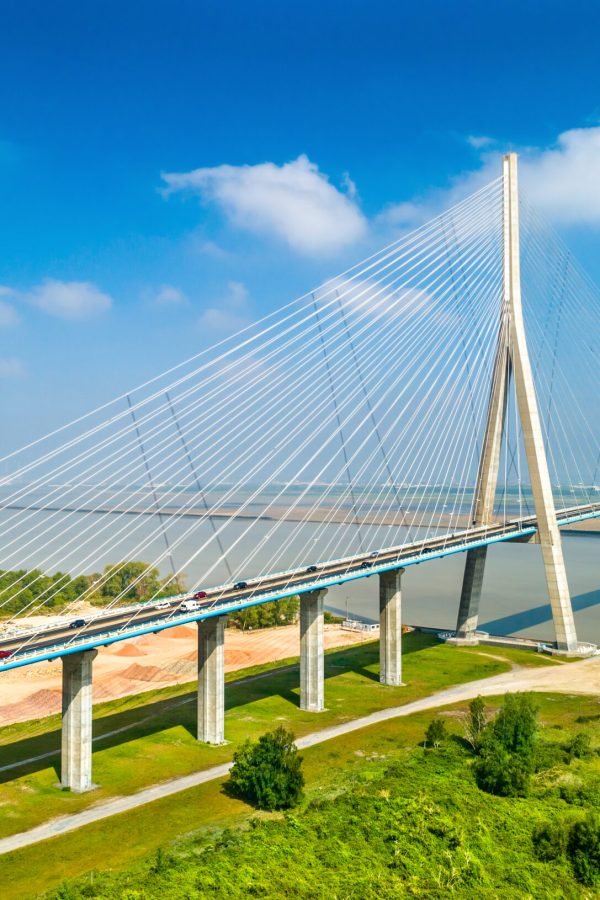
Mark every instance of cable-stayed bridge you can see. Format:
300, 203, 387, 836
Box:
0, 154, 598, 790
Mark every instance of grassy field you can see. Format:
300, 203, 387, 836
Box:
0, 635, 563, 843
1, 690, 598, 898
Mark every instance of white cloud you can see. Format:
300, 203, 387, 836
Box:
162, 155, 367, 257
519, 127, 600, 224
398, 127, 600, 229
0, 357, 24, 377
198, 281, 251, 335
0, 300, 19, 326
153, 284, 188, 306
26, 279, 113, 319
466, 135, 494, 150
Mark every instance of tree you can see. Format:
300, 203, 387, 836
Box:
474, 693, 539, 797
228, 726, 304, 810
463, 696, 488, 751
425, 718, 447, 749
489, 693, 538, 758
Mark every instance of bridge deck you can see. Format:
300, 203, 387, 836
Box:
0, 503, 598, 672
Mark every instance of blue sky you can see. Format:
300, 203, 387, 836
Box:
1, 0, 600, 451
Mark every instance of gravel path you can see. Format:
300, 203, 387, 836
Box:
0, 653, 598, 856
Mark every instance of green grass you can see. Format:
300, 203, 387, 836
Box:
0, 635, 560, 844
2, 691, 599, 899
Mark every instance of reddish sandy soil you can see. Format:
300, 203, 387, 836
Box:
0, 623, 370, 727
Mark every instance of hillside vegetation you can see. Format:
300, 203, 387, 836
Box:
45, 695, 600, 899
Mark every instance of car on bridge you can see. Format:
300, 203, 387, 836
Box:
154, 600, 170, 610
0, 649, 13, 660
194, 591, 208, 599
69, 619, 87, 629
233, 581, 248, 590
180, 599, 201, 612
306, 565, 319, 573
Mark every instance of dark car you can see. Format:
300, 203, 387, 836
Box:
233, 581, 248, 590
0, 650, 13, 660
194, 591, 208, 600
69, 619, 86, 629
306, 565, 319, 573
360, 561, 373, 569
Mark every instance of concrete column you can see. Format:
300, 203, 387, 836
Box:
61, 649, 97, 792
300, 590, 326, 711
379, 568, 404, 685
455, 546, 487, 641
197, 616, 226, 744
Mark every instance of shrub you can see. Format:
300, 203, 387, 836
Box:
228, 726, 304, 810
567, 813, 600, 886
532, 820, 569, 861
567, 732, 592, 761
475, 743, 532, 797
425, 718, 447, 749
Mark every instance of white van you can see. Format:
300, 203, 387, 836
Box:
180, 599, 201, 612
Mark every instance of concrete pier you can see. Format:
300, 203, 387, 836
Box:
454, 546, 487, 642
379, 569, 404, 685
197, 616, 226, 744
61, 649, 97, 792
300, 589, 326, 711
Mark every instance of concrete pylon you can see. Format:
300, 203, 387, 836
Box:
379, 568, 404, 685
300, 589, 326, 711
197, 616, 226, 744
456, 153, 578, 653
61, 649, 98, 792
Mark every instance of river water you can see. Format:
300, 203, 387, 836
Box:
0, 498, 597, 645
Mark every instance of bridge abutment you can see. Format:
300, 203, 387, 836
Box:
300, 589, 326, 711
61, 649, 97, 792
379, 568, 404, 685
197, 616, 226, 744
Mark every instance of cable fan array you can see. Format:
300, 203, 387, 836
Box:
0, 172, 596, 656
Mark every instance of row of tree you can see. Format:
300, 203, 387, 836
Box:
0, 562, 301, 632
0, 561, 184, 615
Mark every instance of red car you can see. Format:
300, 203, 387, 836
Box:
0, 650, 13, 660
194, 591, 208, 600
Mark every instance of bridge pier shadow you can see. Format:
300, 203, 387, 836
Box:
480, 587, 600, 637
0, 634, 436, 785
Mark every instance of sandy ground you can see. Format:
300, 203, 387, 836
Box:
0, 622, 370, 727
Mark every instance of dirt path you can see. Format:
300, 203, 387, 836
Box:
1, 653, 598, 856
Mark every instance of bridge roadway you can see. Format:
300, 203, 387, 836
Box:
0, 502, 598, 672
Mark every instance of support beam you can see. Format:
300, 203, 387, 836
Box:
61, 650, 97, 792
300, 590, 326, 711
379, 568, 404, 685
197, 616, 226, 744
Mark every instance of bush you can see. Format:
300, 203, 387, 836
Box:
425, 718, 447, 749
475, 744, 532, 797
567, 732, 592, 761
568, 813, 600, 886
532, 820, 569, 861
228, 726, 304, 810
